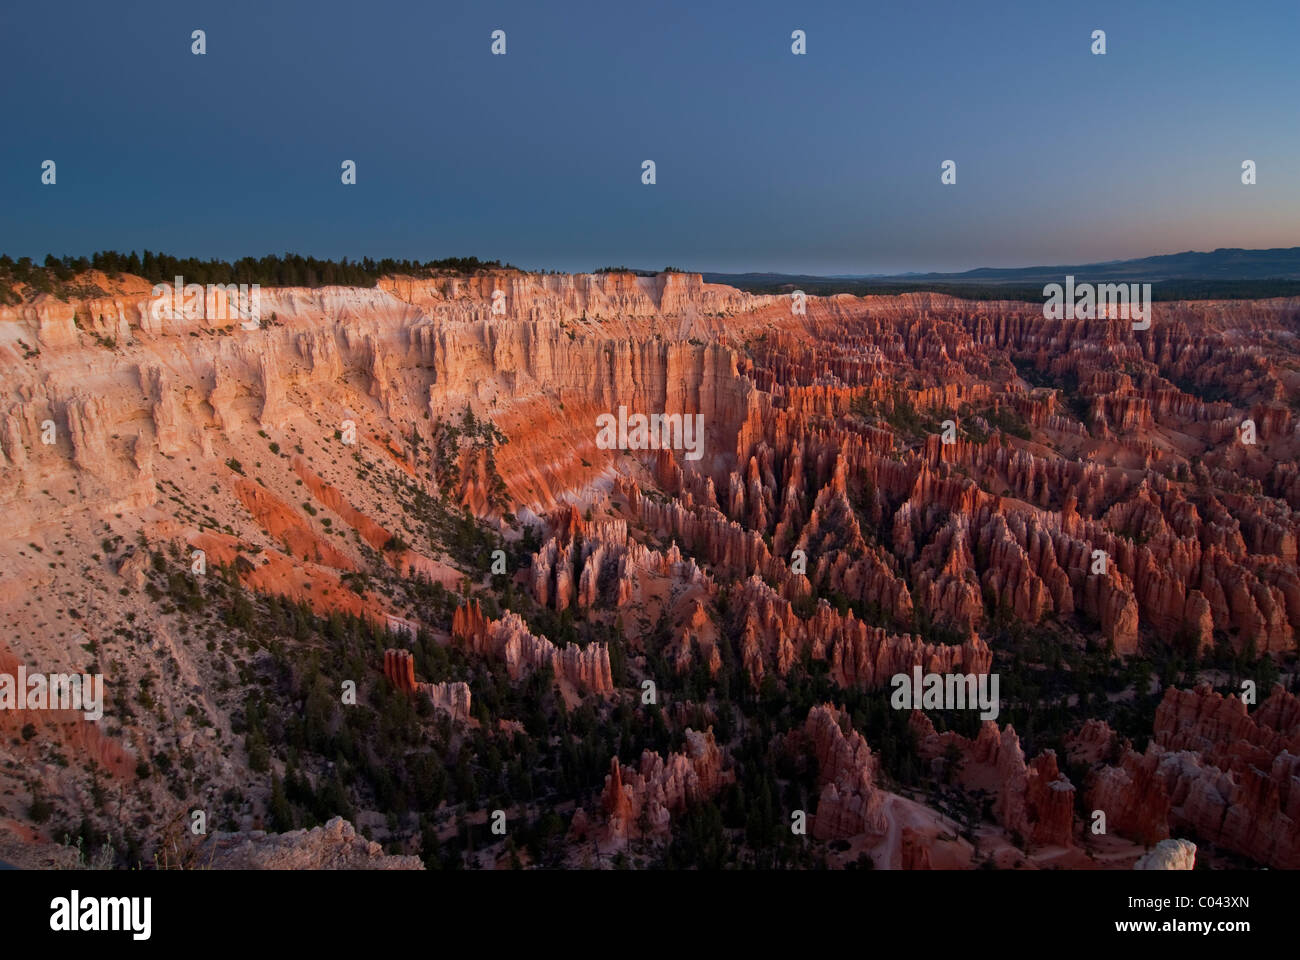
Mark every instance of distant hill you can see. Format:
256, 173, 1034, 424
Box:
702, 248, 1300, 302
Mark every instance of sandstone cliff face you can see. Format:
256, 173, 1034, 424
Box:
0, 271, 769, 517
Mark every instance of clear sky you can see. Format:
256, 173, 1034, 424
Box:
2, 0, 1297, 275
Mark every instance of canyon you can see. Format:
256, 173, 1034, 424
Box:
0, 266, 1296, 869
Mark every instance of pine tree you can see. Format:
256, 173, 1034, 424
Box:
269, 772, 293, 831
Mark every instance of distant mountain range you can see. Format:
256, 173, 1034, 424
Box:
697, 247, 1300, 302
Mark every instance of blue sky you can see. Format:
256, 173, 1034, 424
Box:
2, 0, 1297, 274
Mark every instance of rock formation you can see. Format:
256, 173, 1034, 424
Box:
597, 728, 732, 849
803, 705, 888, 840
383, 648, 472, 721
912, 713, 1075, 848
452, 600, 613, 695
1073, 684, 1300, 867
199, 816, 424, 870
1134, 838, 1197, 870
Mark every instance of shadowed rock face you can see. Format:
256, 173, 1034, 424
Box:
911, 713, 1076, 848
1070, 683, 1300, 868
1, 268, 1297, 868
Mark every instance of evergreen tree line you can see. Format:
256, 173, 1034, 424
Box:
0, 250, 514, 292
